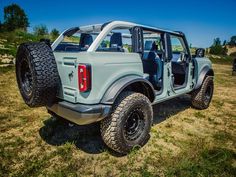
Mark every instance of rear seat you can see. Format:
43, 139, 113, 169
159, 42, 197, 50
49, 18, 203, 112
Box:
55, 33, 93, 52
142, 41, 163, 87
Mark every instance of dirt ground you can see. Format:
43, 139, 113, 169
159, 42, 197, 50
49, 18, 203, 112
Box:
0, 63, 235, 177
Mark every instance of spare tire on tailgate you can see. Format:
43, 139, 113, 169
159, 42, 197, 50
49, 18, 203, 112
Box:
16, 42, 60, 107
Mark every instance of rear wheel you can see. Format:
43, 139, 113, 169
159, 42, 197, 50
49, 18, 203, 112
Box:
191, 76, 214, 110
100, 91, 153, 154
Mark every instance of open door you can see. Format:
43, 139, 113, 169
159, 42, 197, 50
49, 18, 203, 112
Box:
169, 34, 191, 89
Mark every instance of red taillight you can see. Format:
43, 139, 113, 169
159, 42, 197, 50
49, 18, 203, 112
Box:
78, 64, 91, 92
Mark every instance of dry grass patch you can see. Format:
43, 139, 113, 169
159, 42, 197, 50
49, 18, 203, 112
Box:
0, 63, 235, 176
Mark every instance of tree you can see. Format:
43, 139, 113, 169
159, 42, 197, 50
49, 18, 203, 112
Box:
209, 38, 227, 55
33, 25, 48, 36
213, 38, 221, 46
223, 40, 227, 46
228, 36, 236, 46
3, 3, 29, 31
50, 28, 59, 39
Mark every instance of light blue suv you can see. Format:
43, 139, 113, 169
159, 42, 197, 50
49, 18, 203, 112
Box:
16, 21, 214, 154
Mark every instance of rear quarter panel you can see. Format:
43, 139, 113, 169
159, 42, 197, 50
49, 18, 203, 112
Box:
53, 51, 143, 104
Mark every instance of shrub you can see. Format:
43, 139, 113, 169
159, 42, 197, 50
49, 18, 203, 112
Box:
33, 25, 48, 37
209, 38, 227, 55
50, 28, 59, 40
209, 45, 227, 55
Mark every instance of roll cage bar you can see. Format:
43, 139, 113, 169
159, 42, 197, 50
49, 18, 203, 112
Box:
51, 21, 187, 54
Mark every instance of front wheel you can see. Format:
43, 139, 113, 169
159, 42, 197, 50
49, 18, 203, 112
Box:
191, 76, 214, 110
100, 91, 153, 154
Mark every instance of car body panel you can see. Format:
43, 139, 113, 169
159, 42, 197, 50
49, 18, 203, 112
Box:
54, 51, 143, 104
192, 57, 213, 89
49, 20, 214, 125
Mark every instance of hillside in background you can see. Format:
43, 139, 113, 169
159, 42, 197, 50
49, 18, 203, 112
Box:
227, 45, 236, 56
0, 30, 235, 67
0, 30, 58, 66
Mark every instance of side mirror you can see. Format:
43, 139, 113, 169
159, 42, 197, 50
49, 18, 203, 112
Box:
195, 48, 205, 58
131, 26, 143, 54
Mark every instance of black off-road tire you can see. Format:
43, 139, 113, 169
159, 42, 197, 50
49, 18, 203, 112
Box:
16, 42, 60, 107
100, 91, 153, 154
191, 76, 214, 110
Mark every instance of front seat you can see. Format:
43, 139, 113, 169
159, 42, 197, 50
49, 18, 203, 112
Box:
109, 33, 124, 52
151, 42, 163, 82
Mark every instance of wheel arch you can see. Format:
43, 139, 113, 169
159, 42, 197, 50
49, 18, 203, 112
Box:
100, 76, 156, 104
195, 65, 214, 90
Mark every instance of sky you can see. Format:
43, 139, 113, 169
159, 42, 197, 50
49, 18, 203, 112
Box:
0, 0, 236, 48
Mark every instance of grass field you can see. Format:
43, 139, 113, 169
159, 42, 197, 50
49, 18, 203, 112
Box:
0, 62, 235, 177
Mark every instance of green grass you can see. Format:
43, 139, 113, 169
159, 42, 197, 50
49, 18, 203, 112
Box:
165, 147, 236, 177
0, 65, 14, 74
0, 57, 235, 176
209, 55, 234, 65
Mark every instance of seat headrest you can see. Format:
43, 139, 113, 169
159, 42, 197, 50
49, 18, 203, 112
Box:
151, 41, 158, 51
80, 33, 93, 47
144, 41, 153, 50
144, 41, 158, 51
110, 33, 122, 47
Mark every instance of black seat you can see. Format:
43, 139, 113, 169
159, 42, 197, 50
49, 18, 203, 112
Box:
144, 41, 153, 50
110, 33, 122, 47
142, 43, 158, 86
109, 33, 124, 52
79, 33, 93, 48
142, 42, 163, 88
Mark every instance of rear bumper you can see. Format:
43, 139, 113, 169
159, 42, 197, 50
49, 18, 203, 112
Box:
47, 101, 112, 125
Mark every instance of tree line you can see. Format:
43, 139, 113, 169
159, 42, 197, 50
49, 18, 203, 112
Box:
0, 4, 59, 40
209, 37, 236, 56
0, 3, 236, 56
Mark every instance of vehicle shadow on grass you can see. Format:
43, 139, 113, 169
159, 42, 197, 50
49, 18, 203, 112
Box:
39, 95, 191, 156
152, 94, 191, 124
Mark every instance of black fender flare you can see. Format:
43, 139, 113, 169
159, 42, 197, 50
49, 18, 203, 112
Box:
195, 66, 214, 89
101, 75, 156, 104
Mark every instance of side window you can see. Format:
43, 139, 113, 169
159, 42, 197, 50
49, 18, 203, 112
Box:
97, 28, 132, 52
170, 36, 186, 53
